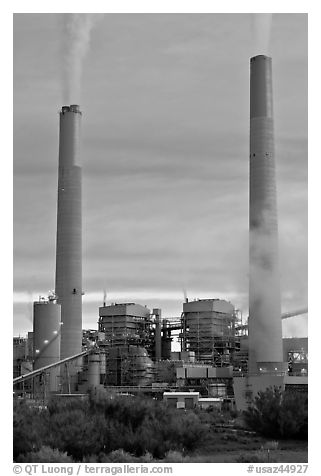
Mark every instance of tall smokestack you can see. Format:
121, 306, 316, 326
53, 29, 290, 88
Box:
248, 56, 284, 374
55, 104, 82, 360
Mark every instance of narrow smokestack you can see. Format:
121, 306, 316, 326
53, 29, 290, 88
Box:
55, 105, 82, 360
248, 56, 284, 374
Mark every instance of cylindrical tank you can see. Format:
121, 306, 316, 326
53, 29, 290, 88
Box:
248, 56, 284, 374
87, 352, 101, 388
99, 352, 106, 375
55, 105, 82, 360
33, 300, 61, 391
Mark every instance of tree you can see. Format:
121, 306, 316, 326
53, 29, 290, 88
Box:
244, 386, 308, 440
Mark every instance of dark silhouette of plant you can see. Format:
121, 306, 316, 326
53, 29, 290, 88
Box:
14, 394, 207, 461
13, 401, 46, 459
45, 408, 105, 460
278, 392, 308, 439
244, 386, 308, 440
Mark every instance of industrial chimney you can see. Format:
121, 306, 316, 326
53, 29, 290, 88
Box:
55, 105, 82, 360
248, 56, 285, 374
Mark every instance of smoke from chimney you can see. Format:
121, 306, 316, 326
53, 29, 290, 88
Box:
62, 13, 103, 104
251, 13, 273, 55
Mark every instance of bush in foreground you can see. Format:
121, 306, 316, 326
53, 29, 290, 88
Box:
235, 449, 279, 463
244, 387, 308, 440
14, 395, 207, 461
16, 446, 74, 463
13, 401, 45, 459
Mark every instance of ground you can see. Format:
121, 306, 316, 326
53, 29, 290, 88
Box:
187, 430, 308, 463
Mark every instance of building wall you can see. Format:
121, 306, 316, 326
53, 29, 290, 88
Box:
100, 303, 151, 318
234, 336, 308, 373
282, 337, 308, 360
99, 303, 152, 348
183, 299, 234, 314
163, 392, 199, 409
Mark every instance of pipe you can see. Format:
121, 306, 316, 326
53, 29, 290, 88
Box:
13, 350, 91, 385
153, 308, 162, 361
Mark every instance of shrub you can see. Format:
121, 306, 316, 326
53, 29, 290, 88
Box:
244, 386, 283, 438
139, 452, 154, 463
222, 433, 238, 442
14, 395, 207, 461
263, 441, 279, 451
16, 446, 73, 463
161, 411, 206, 454
47, 396, 90, 416
45, 408, 105, 460
90, 395, 206, 458
105, 449, 138, 463
163, 450, 188, 463
244, 387, 308, 440
278, 392, 308, 440
235, 449, 279, 463
84, 450, 154, 463
13, 402, 46, 459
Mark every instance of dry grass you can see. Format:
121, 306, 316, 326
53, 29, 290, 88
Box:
161, 448, 308, 463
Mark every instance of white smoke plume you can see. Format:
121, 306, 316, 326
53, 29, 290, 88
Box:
251, 13, 273, 55
62, 13, 103, 104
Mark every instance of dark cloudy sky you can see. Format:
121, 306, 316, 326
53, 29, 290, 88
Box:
13, 13, 307, 339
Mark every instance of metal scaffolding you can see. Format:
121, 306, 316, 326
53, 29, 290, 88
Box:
182, 307, 237, 365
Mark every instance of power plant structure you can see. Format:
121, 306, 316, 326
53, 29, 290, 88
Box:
248, 55, 285, 375
182, 299, 236, 365
13, 57, 308, 410
33, 296, 61, 392
55, 105, 83, 360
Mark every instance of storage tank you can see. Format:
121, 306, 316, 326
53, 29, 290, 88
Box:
33, 298, 61, 391
87, 352, 101, 388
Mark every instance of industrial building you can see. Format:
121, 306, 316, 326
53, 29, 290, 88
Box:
13, 294, 308, 407
182, 299, 236, 365
13, 52, 308, 411
248, 55, 285, 376
98, 303, 153, 349
55, 104, 83, 361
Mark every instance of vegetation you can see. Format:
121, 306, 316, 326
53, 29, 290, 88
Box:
13, 389, 308, 463
244, 387, 308, 440
16, 446, 73, 463
13, 402, 45, 459
13, 395, 206, 462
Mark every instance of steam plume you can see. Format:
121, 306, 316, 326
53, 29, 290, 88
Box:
62, 13, 103, 104
251, 13, 273, 55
